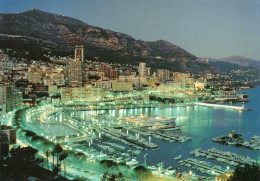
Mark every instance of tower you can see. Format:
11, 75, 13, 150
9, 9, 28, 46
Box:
0, 84, 13, 113
68, 45, 84, 87
75, 45, 84, 62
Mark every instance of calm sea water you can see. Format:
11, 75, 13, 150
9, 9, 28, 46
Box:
85, 87, 260, 173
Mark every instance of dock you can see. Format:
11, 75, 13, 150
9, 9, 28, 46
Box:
100, 128, 159, 149
182, 159, 225, 175
195, 102, 251, 111
194, 148, 256, 165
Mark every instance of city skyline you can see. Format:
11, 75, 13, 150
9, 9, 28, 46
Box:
1, 0, 260, 60
0, 38, 259, 180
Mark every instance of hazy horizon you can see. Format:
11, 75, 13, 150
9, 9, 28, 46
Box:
1, 0, 259, 60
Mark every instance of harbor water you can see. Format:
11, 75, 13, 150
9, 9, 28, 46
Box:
83, 87, 260, 174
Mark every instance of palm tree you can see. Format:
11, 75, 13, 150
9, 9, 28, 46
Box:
51, 150, 55, 171
59, 152, 68, 176
54, 144, 63, 172
45, 150, 50, 170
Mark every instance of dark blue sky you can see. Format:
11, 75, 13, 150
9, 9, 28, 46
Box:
1, 0, 259, 60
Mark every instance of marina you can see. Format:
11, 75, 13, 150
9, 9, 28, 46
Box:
179, 158, 228, 175
190, 148, 257, 166
99, 127, 159, 150
9, 87, 260, 180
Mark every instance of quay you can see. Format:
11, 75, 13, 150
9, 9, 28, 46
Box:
182, 159, 225, 174
100, 128, 159, 149
132, 127, 190, 143
195, 102, 252, 111
196, 148, 255, 165
151, 131, 187, 142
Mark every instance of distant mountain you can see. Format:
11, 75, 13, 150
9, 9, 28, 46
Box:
208, 61, 247, 73
220, 56, 260, 69
210, 56, 260, 70
0, 8, 217, 74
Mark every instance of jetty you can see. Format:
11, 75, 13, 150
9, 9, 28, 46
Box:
192, 148, 256, 166
100, 128, 159, 150
182, 159, 225, 175
195, 102, 252, 111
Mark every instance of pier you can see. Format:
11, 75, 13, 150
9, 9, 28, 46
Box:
182, 159, 225, 174
100, 128, 159, 149
195, 148, 256, 165
195, 102, 251, 111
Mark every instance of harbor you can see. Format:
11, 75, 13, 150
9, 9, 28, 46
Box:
7, 87, 260, 180
179, 158, 227, 175
190, 148, 257, 166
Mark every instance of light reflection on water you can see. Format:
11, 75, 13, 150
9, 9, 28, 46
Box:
79, 87, 260, 173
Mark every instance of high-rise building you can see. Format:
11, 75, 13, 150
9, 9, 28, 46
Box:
67, 45, 84, 87
0, 84, 22, 113
75, 45, 84, 62
0, 85, 13, 113
146, 67, 151, 76
138, 62, 146, 77
173, 72, 194, 87
111, 69, 119, 80
12, 91, 22, 108
164, 69, 170, 80
105, 65, 110, 78
156, 69, 170, 80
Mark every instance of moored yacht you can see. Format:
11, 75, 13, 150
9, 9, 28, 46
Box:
126, 158, 139, 166
174, 155, 182, 160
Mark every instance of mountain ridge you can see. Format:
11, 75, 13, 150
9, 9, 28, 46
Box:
205, 55, 260, 70
0, 9, 218, 73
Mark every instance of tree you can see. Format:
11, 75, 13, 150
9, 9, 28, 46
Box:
51, 150, 55, 171
59, 152, 68, 175
228, 164, 260, 181
45, 150, 50, 170
53, 166, 60, 175
54, 143, 63, 171
118, 172, 124, 180
134, 165, 152, 180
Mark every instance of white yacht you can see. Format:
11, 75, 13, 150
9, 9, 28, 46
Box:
174, 155, 182, 160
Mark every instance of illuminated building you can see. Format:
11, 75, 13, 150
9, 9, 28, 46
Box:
138, 62, 146, 76
28, 69, 41, 84
112, 81, 133, 92
173, 72, 194, 87
48, 85, 58, 96
67, 45, 84, 87
157, 69, 171, 81
94, 81, 112, 90
0, 85, 13, 113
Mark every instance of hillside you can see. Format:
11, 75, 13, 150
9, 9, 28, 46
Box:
0, 8, 216, 73
220, 56, 260, 69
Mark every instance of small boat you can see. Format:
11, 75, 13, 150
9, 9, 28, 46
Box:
126, 158, 139, 166
227, 141, 237, 145
153, 147, 160, 151
148, 165, 157, 170
174, 155, 182, 160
